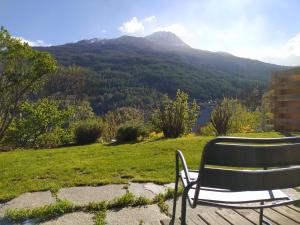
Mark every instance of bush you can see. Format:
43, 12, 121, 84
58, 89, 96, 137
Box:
210, 98, 234, 135
35, 128, 66, 148
102, 107, 144, 142
210, 98, 262, 136
152, 90, 199, 138
75, 120, 102, 145
116, 125, 149, 143
4, 99, 74, 148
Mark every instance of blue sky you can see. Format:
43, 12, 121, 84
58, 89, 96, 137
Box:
1, 0, 300, 65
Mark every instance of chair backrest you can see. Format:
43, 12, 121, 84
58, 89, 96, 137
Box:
194, 136, 300, 195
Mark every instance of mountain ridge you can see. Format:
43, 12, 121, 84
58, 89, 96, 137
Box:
63, 31, 282, 67
36, 31, 287, 114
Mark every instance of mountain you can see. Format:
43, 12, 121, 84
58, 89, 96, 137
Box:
145, 31, 190, 48
36, 31, 286, 114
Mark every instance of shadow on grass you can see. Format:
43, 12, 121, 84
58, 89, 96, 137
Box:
105, 141, 135, 147
146, 137, 166, 143
279, 131, 300, 137
105, 137, 166, 146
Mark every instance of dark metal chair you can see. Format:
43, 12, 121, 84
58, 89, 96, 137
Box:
171, 136, 300, 225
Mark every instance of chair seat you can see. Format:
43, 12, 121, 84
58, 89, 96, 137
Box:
180, 170, 290, 204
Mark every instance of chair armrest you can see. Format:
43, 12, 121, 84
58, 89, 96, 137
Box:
176, 150, 191, 183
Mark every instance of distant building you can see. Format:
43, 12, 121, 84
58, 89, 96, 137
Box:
273, 68, 300, 132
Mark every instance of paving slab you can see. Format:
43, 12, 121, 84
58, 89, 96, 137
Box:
40, 212, 94, 225
128, 183, 161, 199
129, 183, 176, 199
0, 191, 56, 217
106, 204, 169, 225
57, 185, 126, 205
163, 183, 175, 189
144, 183, 167, 195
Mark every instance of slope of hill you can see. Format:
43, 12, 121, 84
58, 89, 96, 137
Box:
37, 31, 286, 114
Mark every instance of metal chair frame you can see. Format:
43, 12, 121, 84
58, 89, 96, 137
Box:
171, 136, 300, 225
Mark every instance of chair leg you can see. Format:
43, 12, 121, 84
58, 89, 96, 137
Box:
171, 174, 179, 224
180, 188, 188, 225
259, 208, 272, 225
259, 208, 264, 225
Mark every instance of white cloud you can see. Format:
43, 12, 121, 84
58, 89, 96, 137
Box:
154, 24, 192, 38
144, 16, 156, 23
229, 33, 300, 66
101, 29, 107, 33
17, 37, 50, 47
284, 33, 300, 57
119, 17, 144, 34
262, 33, 300, 66
116, 13, 298, 66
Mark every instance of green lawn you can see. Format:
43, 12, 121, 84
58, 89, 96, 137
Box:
0, 132, 282, 202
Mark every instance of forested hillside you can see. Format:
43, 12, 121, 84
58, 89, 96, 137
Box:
37, 31, 286, 114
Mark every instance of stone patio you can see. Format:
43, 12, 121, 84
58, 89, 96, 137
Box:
0, 183, 299, 225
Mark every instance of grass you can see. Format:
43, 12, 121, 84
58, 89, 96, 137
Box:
153, 187, 183, 216
0, 132, 282, 201
109, 192, 151, 208
6, 200, 75, 221
95, 210, 106, 225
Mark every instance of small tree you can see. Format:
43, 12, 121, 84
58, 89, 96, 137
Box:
210, 98, 233, 135
152, 90, 199, 138
5, 98, 74, 147
0, 27, 57, 141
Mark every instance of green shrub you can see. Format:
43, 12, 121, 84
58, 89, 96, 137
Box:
116, 124, 149, 143
75, 120, 102, 145
35, 128, 66, 148
152, 90, 199, 138
210, 98, 234, 135
102, 107, 144, 142
4, 99, 74, 148
210, 98, 262, 136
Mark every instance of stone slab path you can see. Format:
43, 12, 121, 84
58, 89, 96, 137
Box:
128, 182, 172, 199
57, 184, 126, 205
0, 184, 299, 225
106, 205, 169, 225
40, 212, 94, 225
0, 191, 56, 217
